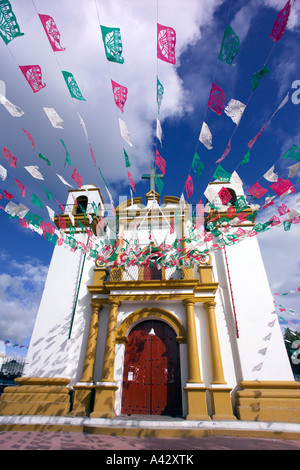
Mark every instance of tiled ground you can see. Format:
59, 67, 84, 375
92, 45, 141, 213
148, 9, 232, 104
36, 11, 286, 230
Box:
0, 431, 300, 450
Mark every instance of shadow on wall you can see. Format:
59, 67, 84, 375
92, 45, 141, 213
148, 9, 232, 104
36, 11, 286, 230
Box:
24, 260, 96, 381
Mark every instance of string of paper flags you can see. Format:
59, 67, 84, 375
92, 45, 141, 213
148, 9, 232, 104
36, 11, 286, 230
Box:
0, 0, 299, 267
179, 0, 296, 204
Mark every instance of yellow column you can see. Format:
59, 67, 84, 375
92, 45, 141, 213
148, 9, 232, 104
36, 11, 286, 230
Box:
100, 299, 120, 382
80, 302, 102, 383
183, 299, 210, 420
204, 301, 226, 384
204, 301, 236, 420
70, 302, 102, 416
183, 299, 202, 383
90, 299, 120, 418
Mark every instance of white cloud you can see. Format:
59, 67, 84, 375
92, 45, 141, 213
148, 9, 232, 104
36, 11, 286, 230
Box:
0, 252, 48, 345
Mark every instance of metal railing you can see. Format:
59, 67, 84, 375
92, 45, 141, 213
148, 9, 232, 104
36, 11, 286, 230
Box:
109, 265, 182, 281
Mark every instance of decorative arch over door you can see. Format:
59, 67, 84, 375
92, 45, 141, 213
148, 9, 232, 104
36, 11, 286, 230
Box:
121, 319, 183, 416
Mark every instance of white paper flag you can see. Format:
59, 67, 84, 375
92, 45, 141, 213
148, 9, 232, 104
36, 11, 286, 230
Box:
156, 118, 162, 146
230, 171, 243, 190
24, 165, 44, 180
43, 107, 64, 129
204, 185, 218, 204
5, 201, 29, 218
0, 164, 7, 181
270, 92, 289, 121
46, 205, 55, 221
224, 99, 246, 125
287, 162, 300, 178
179, 193, 185, 213
56, 173, 73, 187
263, 165, 278, 182
199, 122, 213, 149
0, 93, 24, 117
77, 112, 89, 142
68, 212, 75, 226
118, 118, 133, 147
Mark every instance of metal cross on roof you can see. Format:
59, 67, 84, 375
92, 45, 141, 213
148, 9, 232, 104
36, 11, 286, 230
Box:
141, 167, 163, 192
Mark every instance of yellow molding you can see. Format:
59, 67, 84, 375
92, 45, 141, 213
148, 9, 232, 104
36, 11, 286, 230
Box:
104, 279, 199, 290
239, 380, 300, 389
116, 306, 187, 342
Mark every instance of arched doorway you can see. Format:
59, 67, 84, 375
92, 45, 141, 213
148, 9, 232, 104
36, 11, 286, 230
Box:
121, 319, 182, 416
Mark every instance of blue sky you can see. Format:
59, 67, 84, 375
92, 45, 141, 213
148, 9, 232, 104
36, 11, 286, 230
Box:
0, 0, 300, 357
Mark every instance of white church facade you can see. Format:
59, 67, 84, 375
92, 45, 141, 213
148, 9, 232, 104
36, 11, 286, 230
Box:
1, 173, 300, 424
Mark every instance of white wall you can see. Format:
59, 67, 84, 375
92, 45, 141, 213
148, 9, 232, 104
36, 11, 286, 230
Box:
218, 234, 294, 381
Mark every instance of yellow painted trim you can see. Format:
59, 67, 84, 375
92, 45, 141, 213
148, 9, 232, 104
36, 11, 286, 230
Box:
116, 307, 187, 342
67, 186, 105, 205
108, 293, 216, 303
104, 279, 199, 290
0, 422, 300, 440
235, 380, 300, 423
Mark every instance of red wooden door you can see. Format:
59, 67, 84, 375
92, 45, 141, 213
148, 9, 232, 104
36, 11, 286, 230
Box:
121, 320, 182, 416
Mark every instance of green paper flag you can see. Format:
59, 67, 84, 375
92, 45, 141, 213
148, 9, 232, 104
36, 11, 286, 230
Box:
281, 145, 300, 162
213, 164, 232, 182
62, 71, 85, 100
0, 0, 24, 45
60, 139, 71, 166
191, 152, 204, 177
251, 65, 270, 91
98, 167, 108, 188
241, 150, 250, 165
31, 193, 43, 209
155, 173, 164, 194
123, 148, 131, 167
235, 196, 247, 213
100, 25, 124, 64
41, 186, 52, 200
39, 153, 51, 166
157, 77, 164, 114
218, 24, 240, 66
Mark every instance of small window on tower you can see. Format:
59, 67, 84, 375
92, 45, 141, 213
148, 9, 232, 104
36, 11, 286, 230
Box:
75, 195, 88, 214
226, 188, 237, 206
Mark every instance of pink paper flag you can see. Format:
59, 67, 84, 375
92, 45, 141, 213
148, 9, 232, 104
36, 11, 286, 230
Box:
170, 219, 174, 234
270, 0, 293, 43
58, 215, 66, 230
38, 14, 65, 52
248, 124, 267, 148
155, 149, 166, 175
3, 190, 14, 200
270, 177, 294, 196
185, 175, 194, 198
157, 23, 176, 64
71, 168, 82, 188
19, 65, 46, 93
111, 80, 128, 113
56, 199, 65, 213
127, 171, 136, 192
22, 129, 35, 151
208, 82, 225, 115
89, 143, 96, 167
14, 178, 25, 197
269, 215, 281, 226
278, 203, 290, 215
216, 139, 231, 163
3, 146, 16, 168
218, 186, 233, 204
249, 182, 268, 199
